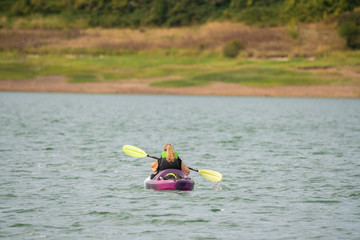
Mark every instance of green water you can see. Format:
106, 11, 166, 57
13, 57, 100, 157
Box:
1, 93, 359, 239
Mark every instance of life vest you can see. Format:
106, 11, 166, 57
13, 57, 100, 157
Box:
157, 151, 182, 171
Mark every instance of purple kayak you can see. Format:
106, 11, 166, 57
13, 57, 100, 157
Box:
144, 169, 195, 191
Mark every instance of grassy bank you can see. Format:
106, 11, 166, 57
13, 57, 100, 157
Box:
1, 50, 359, 88
0, 22, 359, 92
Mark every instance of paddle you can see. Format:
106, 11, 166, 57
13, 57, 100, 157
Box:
122, 145, 222, 182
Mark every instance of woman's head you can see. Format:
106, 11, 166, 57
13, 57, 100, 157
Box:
164, 144, 176, 162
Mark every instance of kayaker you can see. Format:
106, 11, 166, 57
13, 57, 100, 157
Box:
150, 144, 190, 178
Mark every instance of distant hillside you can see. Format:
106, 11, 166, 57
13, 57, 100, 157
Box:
0, 0, 359, 28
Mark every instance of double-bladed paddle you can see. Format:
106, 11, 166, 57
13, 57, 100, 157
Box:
122, 145, 222, 182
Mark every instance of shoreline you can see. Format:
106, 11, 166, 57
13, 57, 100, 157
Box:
1, 23, 359, 99
1, 77, 359, 98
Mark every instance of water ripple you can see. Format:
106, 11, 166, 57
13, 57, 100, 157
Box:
0, 93, 359, 240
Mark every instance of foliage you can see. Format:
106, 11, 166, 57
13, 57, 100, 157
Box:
287, 18, 300, 39
338, 12, 360, 49
231, 3, 288, 27
283, 0, 359, 22
0, 0, 359, 28
223, 40, 244, 58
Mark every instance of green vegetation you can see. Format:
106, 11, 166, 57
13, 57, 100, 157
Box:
69, 74, 98, 83
1, 50, 359, 88
0, 0, 359, 28
151, 80, 208, 88
338, 11, 360, 49
187, 68, 326, 87
0, 62, 36, 79
1, 1, 358, 50
223, 40, 244, 58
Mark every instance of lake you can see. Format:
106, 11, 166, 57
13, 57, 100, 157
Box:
0, 92, 359, 239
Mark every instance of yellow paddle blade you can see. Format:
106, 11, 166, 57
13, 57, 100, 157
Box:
198, 169, 222, 182
123, 145, 147, 158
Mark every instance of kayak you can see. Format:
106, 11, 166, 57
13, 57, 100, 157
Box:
144, 169, 194, 191
144, 169, 195, 191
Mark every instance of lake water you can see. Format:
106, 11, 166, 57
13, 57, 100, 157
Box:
0, 92, 359, 240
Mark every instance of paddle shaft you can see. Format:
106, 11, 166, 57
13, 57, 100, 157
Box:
147, 155, 159, 160
188, 167, 199, 172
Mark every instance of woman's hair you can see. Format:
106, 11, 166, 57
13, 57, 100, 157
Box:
164, 144, 176, 162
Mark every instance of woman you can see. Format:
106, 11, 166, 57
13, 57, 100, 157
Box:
151, 144, 190, 177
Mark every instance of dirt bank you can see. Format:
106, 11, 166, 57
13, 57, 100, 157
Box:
1, 76, 359, 98
0, 22, 344, 58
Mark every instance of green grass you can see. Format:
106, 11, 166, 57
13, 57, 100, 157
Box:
0, 50, 359, 88
193, 67, 328, 87
151, 79, 209, 87
69, 74, 98, 83
151, 67, 332, 88
0, 62, 36, 79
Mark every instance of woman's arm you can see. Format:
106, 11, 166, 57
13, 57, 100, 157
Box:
151, 161, 158, 172
181, 162, 190, 175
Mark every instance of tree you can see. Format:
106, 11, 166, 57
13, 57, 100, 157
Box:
339, 12, 360, 49
147, 0, 168, 25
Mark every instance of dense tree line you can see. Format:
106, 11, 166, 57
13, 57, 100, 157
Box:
0, 0, 359, 28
